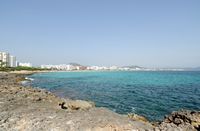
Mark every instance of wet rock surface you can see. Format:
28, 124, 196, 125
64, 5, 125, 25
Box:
0, 73, 154, 131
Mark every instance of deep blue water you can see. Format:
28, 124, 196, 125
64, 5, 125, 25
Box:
29, 71, 200, 121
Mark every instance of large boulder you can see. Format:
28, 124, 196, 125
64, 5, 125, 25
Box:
59, 100, 95, 110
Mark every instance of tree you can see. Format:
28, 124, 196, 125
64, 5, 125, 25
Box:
0, 60, 7, 67
0, 60, 2, 67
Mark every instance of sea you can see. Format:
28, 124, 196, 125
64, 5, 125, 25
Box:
27, 71, 200, 121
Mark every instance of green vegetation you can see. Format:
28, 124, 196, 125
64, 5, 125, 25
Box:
0, 60, 7, 68
0, 66, 50, 72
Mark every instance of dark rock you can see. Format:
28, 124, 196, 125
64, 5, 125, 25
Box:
157, 110, 200, 131
59, 102, 68, 109
35, 97, 42, 101
174, 118, 182, 125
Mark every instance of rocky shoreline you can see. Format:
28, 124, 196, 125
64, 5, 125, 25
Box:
0, 72, 199, 131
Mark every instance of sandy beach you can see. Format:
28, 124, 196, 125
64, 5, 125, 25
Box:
0, 71, 199, 131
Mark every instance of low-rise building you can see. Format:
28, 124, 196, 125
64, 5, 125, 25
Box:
41, 64, 87, 70
19, 62, 32, 67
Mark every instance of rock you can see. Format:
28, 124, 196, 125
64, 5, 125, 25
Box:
66, 100, 95, 110
35, 97, 42, 101
87, 124, 133, 131
157, 110, 200, 131
128, 113, 149, 123
59, 102, 68, 109
174, 118, 182, 125
192, 121, 200, 130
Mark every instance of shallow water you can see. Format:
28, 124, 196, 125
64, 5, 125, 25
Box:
29, 71, 200, 121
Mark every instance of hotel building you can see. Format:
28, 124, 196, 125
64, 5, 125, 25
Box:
0, 52, 10, 67
9, 56, 17, 67
0, 52, 18, 67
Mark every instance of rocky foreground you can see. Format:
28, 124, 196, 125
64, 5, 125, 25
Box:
0, 72, 199, 131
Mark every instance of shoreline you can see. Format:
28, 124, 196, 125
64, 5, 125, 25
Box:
0, 71, 199, 130
5, 69, 200, 75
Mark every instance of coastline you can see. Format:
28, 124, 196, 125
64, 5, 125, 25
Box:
0, 71, 199, 131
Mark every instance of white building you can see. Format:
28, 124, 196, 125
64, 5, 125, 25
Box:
9, 56, 17, 67
109, 66, 118, 70
19, 62, 32, 67
0, 52, 10, 67
41, 64, 84, 70
87, 66, 109, 70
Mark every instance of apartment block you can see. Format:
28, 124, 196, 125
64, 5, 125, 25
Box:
0, 52, 10, 67
9, 56, 17, 67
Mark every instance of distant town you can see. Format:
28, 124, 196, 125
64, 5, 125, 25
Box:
1, 51, 199, 71
0, 52, 32, 68
40, 64, 185, 71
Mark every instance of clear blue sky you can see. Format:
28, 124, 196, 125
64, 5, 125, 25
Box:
0, 0, 200, 67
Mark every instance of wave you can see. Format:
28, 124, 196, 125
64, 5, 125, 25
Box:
25, 77, 34, 81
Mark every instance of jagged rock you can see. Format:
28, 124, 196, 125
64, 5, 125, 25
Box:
157, 110, 200, 131
59, 102, 68, 109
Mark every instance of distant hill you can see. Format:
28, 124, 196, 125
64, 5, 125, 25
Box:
69, 63, 82, 66
122, 65, 144, 69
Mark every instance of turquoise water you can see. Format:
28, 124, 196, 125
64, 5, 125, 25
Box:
29, 71, 200, 121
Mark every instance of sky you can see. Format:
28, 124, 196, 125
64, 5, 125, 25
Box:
0, 0, 200, 68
